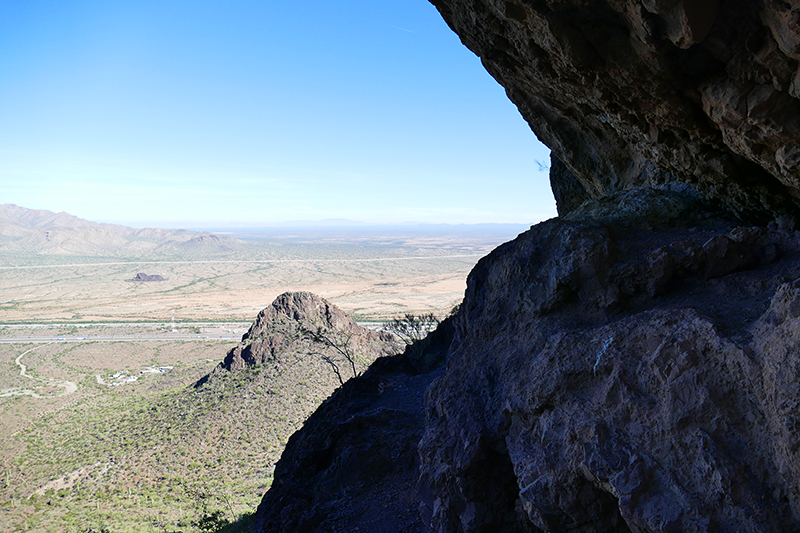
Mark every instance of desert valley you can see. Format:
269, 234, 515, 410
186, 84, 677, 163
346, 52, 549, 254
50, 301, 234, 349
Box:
0, 203, 524, 531
0, 203, 524, 323
10, 0, 800, 531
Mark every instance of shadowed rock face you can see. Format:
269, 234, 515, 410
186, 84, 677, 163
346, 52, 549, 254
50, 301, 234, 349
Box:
251, 354, 439, 533
413, 3, 800, 529
250, 317, 456, 533
419, 190, 800, 532
430, 0, 800, 221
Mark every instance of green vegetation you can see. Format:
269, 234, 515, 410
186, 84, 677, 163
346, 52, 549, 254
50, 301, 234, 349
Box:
59, 325, 80, 336
382, 312, 442, 368
0, 339, 289, 532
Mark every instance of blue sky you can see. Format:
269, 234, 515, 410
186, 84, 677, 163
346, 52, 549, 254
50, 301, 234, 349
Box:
0, 1, 555, 227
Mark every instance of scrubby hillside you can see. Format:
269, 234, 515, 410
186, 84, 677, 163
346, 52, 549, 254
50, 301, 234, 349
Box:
4, 292, 398, 532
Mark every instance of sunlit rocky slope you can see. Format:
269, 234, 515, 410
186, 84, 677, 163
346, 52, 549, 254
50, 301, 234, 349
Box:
2, 292, 398, 532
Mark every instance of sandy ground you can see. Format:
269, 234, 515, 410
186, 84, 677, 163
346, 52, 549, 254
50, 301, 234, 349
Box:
0, 248, 486, 322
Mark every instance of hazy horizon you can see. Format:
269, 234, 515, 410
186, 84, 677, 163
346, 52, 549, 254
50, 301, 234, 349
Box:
1, 1, 556, 227
106, 219, 535, 232
0, 203, 534, 258
3, 201, 535, 234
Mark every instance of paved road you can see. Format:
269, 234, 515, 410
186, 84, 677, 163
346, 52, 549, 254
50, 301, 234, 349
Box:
0, 254, 484, 270
0, 334, 240, 343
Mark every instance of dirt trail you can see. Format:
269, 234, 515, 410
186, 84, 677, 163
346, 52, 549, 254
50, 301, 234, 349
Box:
0, 344, 78, 398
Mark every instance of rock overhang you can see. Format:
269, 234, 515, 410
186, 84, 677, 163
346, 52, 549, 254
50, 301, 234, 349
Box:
429, 0, 800, 222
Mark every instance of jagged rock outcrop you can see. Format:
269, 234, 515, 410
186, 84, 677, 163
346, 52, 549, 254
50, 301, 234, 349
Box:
216, 291, 398, 375
429, 0, 800, 221
191, 292, 401, 507
419, 189, 800, 531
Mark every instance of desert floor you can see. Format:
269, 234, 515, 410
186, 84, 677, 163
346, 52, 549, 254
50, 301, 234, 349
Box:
0, 229, 522, 323
0, 228, 529, 531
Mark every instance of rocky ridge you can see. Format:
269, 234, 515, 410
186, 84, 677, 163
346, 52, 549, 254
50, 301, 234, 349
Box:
213, 291, 399, 376
0, 203, 239, 256
193, 292, 401, 503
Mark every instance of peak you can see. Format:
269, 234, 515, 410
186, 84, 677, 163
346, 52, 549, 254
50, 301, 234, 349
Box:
267, 291, 343, 318
213, 292, 398, 375
246, 292, 357, 338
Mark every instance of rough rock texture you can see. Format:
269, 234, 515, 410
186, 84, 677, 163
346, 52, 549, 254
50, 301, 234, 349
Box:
248, 2, 800, 531
429, 0, 800, 221
216, 291, 398, 375
411, 3, 800, 528
419, 189, 800, 532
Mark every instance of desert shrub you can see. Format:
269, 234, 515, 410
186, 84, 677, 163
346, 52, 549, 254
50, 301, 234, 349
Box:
383, 313, 439, 364
194, 509, 230, 532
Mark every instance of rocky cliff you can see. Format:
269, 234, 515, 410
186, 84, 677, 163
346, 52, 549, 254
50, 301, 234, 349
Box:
414, 1, 800, 530
430, 0, 800, 222
251, 2, 800, 532
419, 191, 800, 531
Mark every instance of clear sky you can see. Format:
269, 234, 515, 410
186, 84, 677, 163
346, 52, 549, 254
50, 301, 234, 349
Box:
0, 0, 555, 228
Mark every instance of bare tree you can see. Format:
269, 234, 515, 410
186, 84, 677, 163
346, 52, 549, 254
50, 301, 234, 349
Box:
299, 324, 360, 386
382, 313, 439, 361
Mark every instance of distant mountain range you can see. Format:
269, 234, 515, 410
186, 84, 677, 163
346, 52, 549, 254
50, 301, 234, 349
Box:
0, 204, 240, 256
